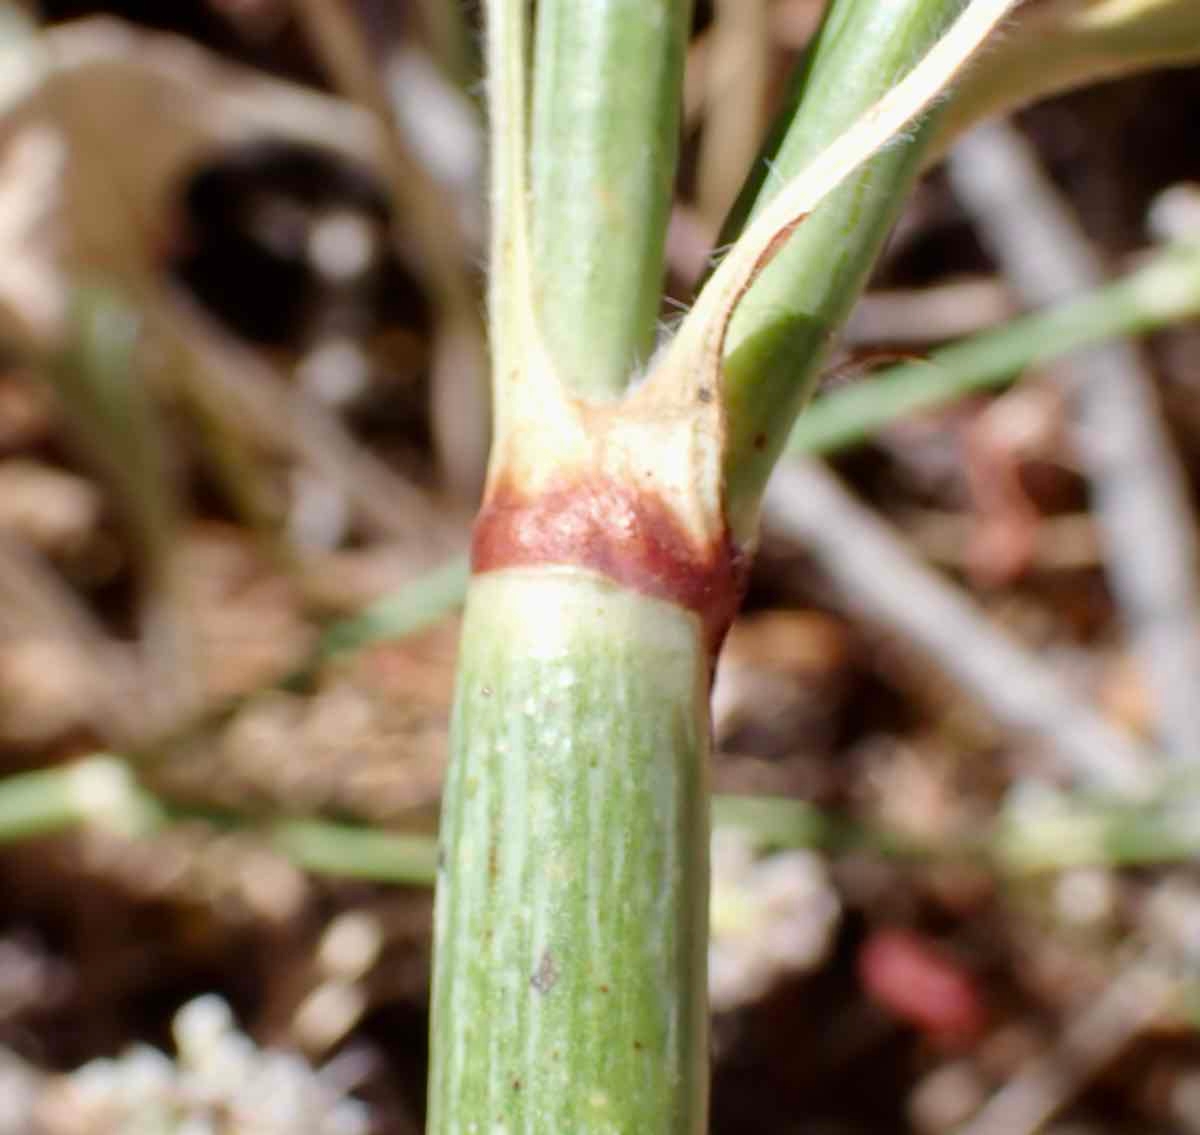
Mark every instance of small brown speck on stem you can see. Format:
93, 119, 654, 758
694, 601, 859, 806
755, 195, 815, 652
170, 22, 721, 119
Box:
531, 949, 559, 995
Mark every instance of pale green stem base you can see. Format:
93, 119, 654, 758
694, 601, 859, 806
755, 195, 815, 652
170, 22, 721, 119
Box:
429, 569, 710, 1133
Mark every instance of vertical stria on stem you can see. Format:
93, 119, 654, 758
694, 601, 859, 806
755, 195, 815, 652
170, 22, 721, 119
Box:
429, 570, 711, 1132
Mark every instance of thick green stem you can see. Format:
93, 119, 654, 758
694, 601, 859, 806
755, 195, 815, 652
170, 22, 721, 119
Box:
530, 0, 692, 396
718, 0, 967, 532
430, 570, 710, 1133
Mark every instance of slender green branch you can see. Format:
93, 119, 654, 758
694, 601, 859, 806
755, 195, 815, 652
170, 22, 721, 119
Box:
642, 0, 1015, 544
992, 779, 1200, 874
314, 554, 470, 663
0, 756, 435, 882
52, 287, 199, 723
53, 287, 177, 596
0, 757, 165, 843
15, 757, 1200, 891
700, 0, 1200, 502
530, 0, 692, 396
788, 241, 1200, 455
270, 818, 438, 885
711, 794, 924, 859
716, 0, 971, 533
0, 763, 108, 842
714, 0, 1200, 520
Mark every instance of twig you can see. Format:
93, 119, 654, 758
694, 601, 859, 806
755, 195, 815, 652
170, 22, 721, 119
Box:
156, 288, 469, 550
53, 287, 200, 733
134, 551, 468, 760
0, 533, 142, 742
270, 817, 437, 885
993, 779, 1200, 873
959, 957, 1176, 1135
843, 276, 1014, 345
14, 757, 1200, 890
527, 0, 693, 396
722, 783, 1200, 875
763, 461, 1158, 796
949, 121, 1200, 766
313, 553, 469, 663
0, 755, 437, 884
289, 0, 489, 497
0, 756, 163, 842
789, 242, 1200, 455
696, 0, 770, 230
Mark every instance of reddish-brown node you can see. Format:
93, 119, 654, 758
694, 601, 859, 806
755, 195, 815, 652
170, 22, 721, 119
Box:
472, 474, 748, 657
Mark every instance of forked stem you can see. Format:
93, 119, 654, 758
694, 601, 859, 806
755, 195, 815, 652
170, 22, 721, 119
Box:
429, 1, 1017, 1130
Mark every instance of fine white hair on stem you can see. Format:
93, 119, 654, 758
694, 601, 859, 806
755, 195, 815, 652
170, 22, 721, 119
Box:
759, 155, 788, 196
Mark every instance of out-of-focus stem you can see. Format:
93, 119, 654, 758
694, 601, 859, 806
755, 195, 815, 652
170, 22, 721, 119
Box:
788, 242, 1200, 455
290, 0, 489, 494
696, 0, 769, 231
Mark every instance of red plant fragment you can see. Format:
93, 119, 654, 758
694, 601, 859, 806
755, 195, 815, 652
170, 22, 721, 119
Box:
857, 928, 987, 1046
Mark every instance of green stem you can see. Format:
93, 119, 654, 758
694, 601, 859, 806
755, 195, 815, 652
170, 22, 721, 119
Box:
0, 757, 164, 842
314, 554, 470, 662
485, 0, 533, 385
53, 287, 177, 591
530, 0, 692, 395
0, 763, 105, 842
788, 241, 1200, 455
270, 818, 438, 884
429, 571, 709, 1133
718, 0, 967, 531
992, 779, 1200, 874
20, 758, 1200, 895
